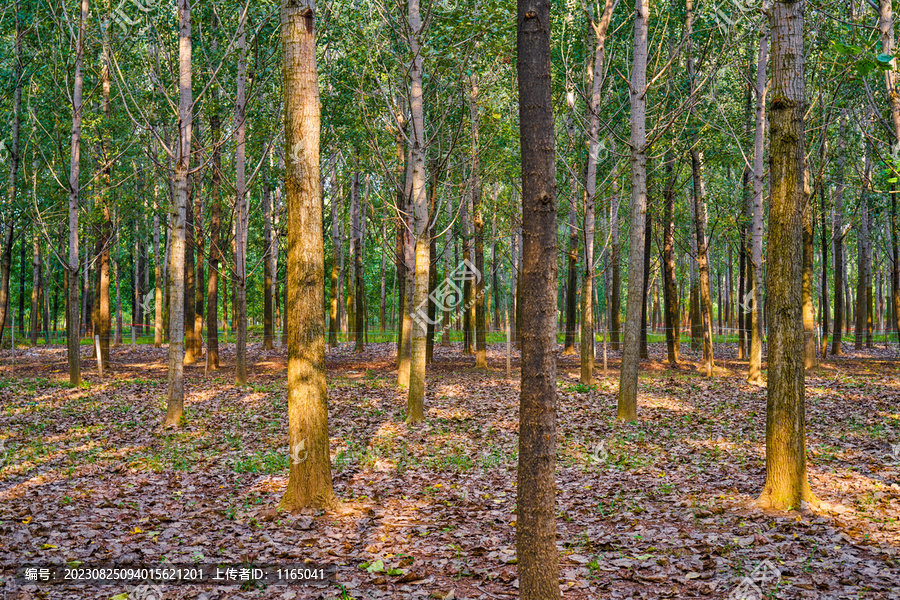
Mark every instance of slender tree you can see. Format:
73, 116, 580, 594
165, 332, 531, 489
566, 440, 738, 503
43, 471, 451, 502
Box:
617, 0, 649, 421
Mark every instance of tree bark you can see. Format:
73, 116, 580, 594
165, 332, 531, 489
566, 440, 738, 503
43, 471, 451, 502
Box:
757, 0, 815, 511
279, 0, 334, 510
64, 0, 87, 386
0, 5, 21, 350
164, 0, 192, 427
563, 188, 578, 355
516, 1, 560, 596
617, 0, 649, 421
748, 24, 769, 384
662, 150, 680, 365
234, 13, 248, 384
831, 112, 846, 355
406, 0, 430, 421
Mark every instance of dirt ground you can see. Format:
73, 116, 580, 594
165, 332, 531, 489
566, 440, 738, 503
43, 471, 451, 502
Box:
1, 340, 899, 599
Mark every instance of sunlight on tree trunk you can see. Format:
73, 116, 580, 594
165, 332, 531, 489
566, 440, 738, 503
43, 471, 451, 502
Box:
757, 0, 816, 512
279, 0, 335, 511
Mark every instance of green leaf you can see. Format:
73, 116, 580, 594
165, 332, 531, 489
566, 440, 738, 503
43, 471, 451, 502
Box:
877, 53, 894, 63
856, 59, 877, 77
366, 559, 385, 573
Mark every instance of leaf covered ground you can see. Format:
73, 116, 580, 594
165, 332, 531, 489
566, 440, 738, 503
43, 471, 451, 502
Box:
1, 341, 899, 599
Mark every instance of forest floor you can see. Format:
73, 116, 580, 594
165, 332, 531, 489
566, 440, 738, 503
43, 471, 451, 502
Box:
1, 340, 899, 600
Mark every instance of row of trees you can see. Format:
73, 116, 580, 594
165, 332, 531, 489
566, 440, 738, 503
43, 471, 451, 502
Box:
0, 0, 898, 594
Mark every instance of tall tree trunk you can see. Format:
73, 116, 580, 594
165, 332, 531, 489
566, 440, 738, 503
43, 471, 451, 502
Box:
192, 148, 204, 359
878, 0, 900, 343
30, 229, 40, 345
406, 0, 429, 421
206, 99, 221, 367
279, 0, 334, 510
831, 112, 846, 354
264, 183, 275, 350
461, 186, 473, 355
351, 172, 366, 353
563, 187, 578, 355
757, 0, 815, 511
582, 0, 615, 382
640, 198, 651, 360
662, 150, 680, 365
183, 186, 196, 361
617, 0, 649, 421
0, 4, 21, 349
802, 169, 816, 368
819, 138, 829, 357
855, 157, 871, 350
329, 157, 340, 346
164, 0, 192, 427
748, 24, 769, 384
441, 195, 452, 345
234, 13, 249, 384
685, 0, 713, 375
609, 183, 621, 351
64, 0, 87, 386
516, 1, 560, 595
380, 219, 387, 332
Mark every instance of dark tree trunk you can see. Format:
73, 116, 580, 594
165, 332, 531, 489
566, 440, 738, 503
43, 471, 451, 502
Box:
516, 1, 560, 595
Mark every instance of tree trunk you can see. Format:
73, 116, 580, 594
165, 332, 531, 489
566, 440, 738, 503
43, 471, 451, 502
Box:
264, 184, 275, 350
748, 24, 769, 384
329, 157, 340, 346
0, 7, 21, 350
802, 173, 816, 368
662, 150, 680, 365
279, 0, 334, 510
406, 0, 429, 421
609, 183, 621, 351
831, 112, 846, 355
617, 0, 649, 421
640, 198, 651, 360
757, 0, 815, 511
879, 0, 900, 344
164, 0, 192, 427
563, 190, 578, 355
64, 0, 87, 386
352, 172, 366, 353
234, 13, 248, 384
855, 158, 870, 350
30, 230, 40, 345
516, 1, 560, 595
206, 99, 221, 367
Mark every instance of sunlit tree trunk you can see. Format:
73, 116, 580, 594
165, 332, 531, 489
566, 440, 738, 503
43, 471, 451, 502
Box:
617, 0, 649, 421
406, 0, 429, 421
164, 0, 192, 427
516, 1, 560, 596
757, 0, 815, 511
329, 156, 340, 346
748, 24, 769, 384
279, 0, 334, 510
